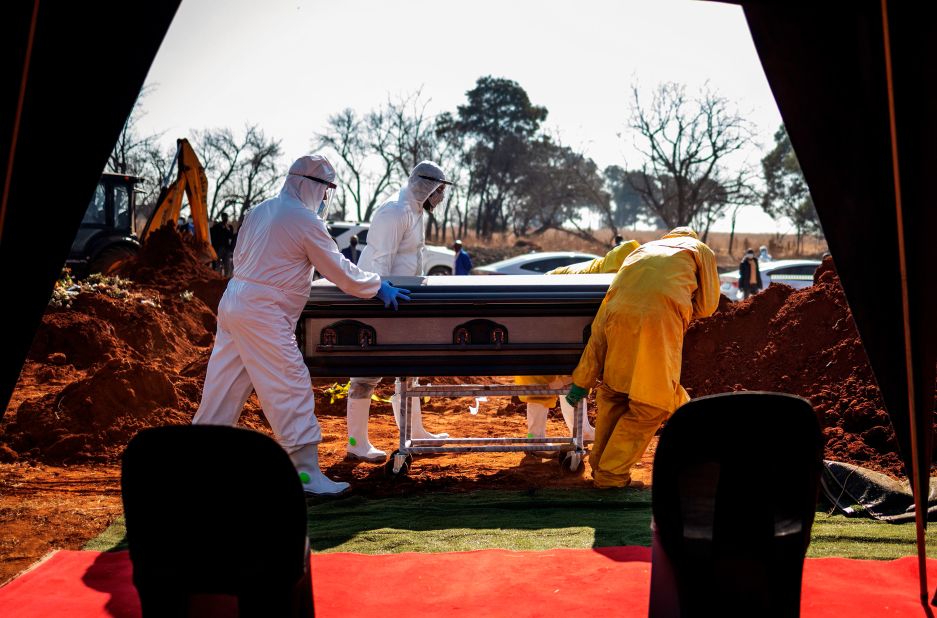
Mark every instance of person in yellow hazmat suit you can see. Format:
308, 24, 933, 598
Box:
565, 228, 720, 488
516, 239, 641, 447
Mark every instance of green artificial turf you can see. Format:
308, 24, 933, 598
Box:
83, 488, 935, 560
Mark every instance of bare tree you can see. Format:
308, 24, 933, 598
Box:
194, 127, 249, 219
316, 108, 395, 222
510, 136, 612, 245
108, 85, 162, 176
627, 82, 756, 233
388, 90, 438, 177
195, 124, 283, 220
232, 129, 282, 213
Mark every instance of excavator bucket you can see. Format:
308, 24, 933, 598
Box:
141, 138, 217, 262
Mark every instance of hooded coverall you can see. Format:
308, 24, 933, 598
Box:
515, 240, 642, 426
346, 162, 450, 455
193, 157, 381, 454
571, 228, 720, 487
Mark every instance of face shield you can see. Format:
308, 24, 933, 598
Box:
290, 173, 337, 219
418, 174, 453, 213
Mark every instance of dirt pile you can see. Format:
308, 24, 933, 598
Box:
118, 224, 228, 313
0, 228, 247, 463
682, 256, 930, 478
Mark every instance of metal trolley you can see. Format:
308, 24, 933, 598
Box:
387, 380, 588, 476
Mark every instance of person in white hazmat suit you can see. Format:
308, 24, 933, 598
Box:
193, 155, 411, 495
345, 161, 453, 462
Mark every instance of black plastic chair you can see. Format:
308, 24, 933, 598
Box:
649, 392, 823, 618
122, 425, 313, 617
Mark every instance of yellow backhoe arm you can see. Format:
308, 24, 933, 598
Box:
141, 138, 217, 262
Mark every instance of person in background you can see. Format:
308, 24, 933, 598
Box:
453, 239, 473, 275
341, 234, 361, 264
210, 211, 236, 277
758, 245, 773, 262
613, 234, 625, 248
193, 154, 410, 496
177, 217, 187, 233
516, 239, 642, 449
738, 248, 763, 299
565, 227, 719, 489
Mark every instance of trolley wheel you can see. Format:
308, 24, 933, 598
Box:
560, 451, 585, 473
384, 450, 413, 477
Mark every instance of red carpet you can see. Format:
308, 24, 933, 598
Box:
1, 548, 935, 617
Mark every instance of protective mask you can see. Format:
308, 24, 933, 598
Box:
315, 200, 329, 219
422, 185, 446, 213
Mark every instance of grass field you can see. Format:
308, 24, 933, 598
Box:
85, 489, 927, 561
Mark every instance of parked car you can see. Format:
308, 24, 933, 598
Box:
719, 258, 822, 300
471, 251, 601, 275
325, 221, 455, 275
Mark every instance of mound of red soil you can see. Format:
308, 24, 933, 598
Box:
30, 292, 213, 371
118, 224, 228, 312
1, 227, 229, 463
682, 256, 930, 478
7, 358, 189, 462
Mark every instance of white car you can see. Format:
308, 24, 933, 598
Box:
720, 258, 822, 300
326, 221, 455, 275
471, 251, 601, 275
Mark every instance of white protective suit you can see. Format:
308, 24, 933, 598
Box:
346, 161, 451, 461
194, 155, 382, 494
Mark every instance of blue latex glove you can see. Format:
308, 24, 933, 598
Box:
565, 384, 588, 408
375, 280, 411, 310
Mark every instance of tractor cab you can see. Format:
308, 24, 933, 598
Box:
68, 173, 145, 276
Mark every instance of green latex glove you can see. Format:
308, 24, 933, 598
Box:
565, 384, 588, 408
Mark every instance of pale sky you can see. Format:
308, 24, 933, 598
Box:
136, 0, 789, 233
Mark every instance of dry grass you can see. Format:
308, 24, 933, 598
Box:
432, 228, 828, 270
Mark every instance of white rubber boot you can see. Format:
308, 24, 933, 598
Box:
345, 398, 386, 462
526, 402, 555, 457
392, 380, 448, 440
560, 397, 595, 442
526, 402, 549, 438
288, 443, 350, 496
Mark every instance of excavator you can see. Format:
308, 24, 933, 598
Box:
66, 138, 216, 276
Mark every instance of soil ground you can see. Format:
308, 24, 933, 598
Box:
0, 400, 655, 584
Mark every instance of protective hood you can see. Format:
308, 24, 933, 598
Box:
407, 160, 451, 203
661, 227, 699, 240
281, 155, 336, 211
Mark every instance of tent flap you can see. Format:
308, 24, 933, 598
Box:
0, 0, 182, 418
741, 1, 936, 506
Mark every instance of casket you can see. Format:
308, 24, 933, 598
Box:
300, 274, 613, 377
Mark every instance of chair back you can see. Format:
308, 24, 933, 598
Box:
649, 392, 823, 618
122, 425, 312, 617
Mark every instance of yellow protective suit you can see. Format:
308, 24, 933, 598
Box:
546, 240, 640, 275
571, 227, 720, 487
516, 240, 640, 407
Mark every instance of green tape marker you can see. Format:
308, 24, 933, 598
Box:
299, 471, 310, 484
527, 432, 533, 438
349, 436, 357, 446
